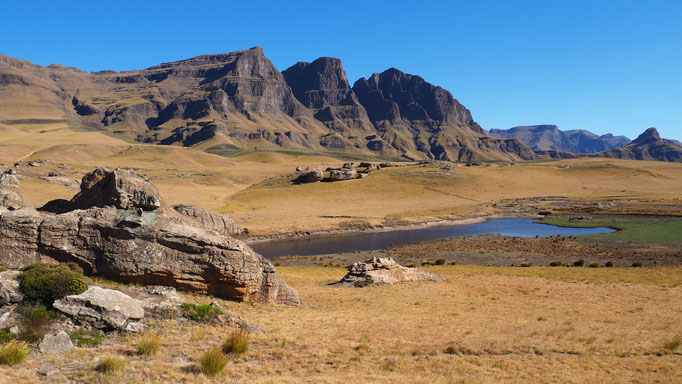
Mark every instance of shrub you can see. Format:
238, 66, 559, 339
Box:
68, 328, 103, 347
18, 302, 56, 342
421, 260, 435, 266
435, 258, 446, 265
96, 355, 126, 374
19, 263, 87, 305
136, 332, 160, 357
448, 261, 458, 266
573, 259, 585, 267
549, 261, 562, 267
0, 341, 30, 366
0, 327, 15, 344
405, 263, 417, 268
632, 261, 643, 267
181, 303, 223, 322
605, 260, 615, 267
589, 262, 600, 268
199, 348, 226, 377
222, 329, 249, 355
519, 262, 533, 267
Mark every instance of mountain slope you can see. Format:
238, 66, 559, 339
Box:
489, 125, 630, 153
0, 48, 536, 161
598, 128, 682, 162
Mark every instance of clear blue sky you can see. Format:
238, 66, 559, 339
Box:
2, 0, 680, 140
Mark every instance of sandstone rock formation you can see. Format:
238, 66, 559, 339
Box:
294, 169, 324, 184
329, 168, 357, 181
0, 170, 30, 210
0, 49, 536, 162
333, 257, 445, 287
173, 204, 243, 235
0, 167, 303, 305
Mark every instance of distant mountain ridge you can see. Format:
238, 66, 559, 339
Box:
489, 125, 630, 153
0, 48, 537, 162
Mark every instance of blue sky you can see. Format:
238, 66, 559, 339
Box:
2, 0, 680, 140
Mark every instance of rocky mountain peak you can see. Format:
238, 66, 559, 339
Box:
631, 127, 661, 145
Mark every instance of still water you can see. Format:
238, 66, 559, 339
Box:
250, 218, 615, 258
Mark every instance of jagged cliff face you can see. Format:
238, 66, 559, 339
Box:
489, 125, 630, 153
0, 48, 536, 161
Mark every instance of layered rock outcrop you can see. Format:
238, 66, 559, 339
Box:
489, 125, 630, 153
0, 168, 303, 305
333, 257, 445, 287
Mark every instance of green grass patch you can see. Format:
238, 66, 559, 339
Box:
68, 328, 103, 347
540, 215, 682, 244
181, 303, 223, 322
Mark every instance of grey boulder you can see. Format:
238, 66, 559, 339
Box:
39, 331, 73, 354
0, 270, 24, 306
53, 286, 145, 330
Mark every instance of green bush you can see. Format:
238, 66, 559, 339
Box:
549, 261, 562, 267
68, 328, 103, 347
448, 261, 458, 266
0, 327, 15, 344
520, 262, 533, 268
222, 329, 249, 355
19, 263, 87, 305
573, 259, 585, 267
421, 260, 435, 266
0, 341, 29, 366
632, 261, 643, 267
96, 355, 126, 374
405, 263, 417, 268
199, 348, 227, 377
435, 258, 446, 265
589, 262, 600, 268
181, 303, 223, 322
605, 260, 615, 267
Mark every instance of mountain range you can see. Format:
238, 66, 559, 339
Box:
0, 47, 680, 163
488, 125, 631, 153
0, 47, 535, 162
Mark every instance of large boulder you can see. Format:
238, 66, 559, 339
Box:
329, 168, 357, 181
295, 169, 324, 183
333, 257, 445, 287
0, 270, 24, 306
0, 168, 304, 306
0, 170, 30, 211
173, 204, 243, 235
53, 286, 145, 330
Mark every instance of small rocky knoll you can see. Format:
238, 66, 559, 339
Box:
0, 168, 303, 305
291, 162, 413, 184
332, 257, 445, 287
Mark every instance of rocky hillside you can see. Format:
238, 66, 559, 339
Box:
0, 48, 535, 162
489, 125, 630, 153
597, 127, 682, 162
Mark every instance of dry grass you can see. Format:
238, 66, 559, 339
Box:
1, 266, 680, 382
136, 332, 161, 357
0, 341, 30, 366
222, 329, 249, 355
95, 355, 126, 375
198, 348, 227, 377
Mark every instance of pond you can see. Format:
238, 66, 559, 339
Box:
250, 218, 615, 258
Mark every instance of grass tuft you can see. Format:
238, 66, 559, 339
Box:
222, 329, 250, 355
663, 334, 681, 351
549, 261, 562, 267
136, 332, 161, 357
573, 259, 585, 267
632, 261, 643, 267
0, 341, 30, 366
589, 262, 600, 268
96, 355, 126, 374
199, 348, 227, 377
68, 328, 103, 347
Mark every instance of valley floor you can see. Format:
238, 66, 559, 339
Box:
1, 266, 680, 383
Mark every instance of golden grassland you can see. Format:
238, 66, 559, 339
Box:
1, 266, 680, 383
3, 121, 682, 236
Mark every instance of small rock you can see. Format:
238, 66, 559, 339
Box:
123, 321, 149, 333
9, 325, 19, 334
36, 362, 60, 377
0, 270, 23, 306
39, 331, 73, 354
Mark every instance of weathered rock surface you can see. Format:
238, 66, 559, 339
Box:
173, 204, 243, 235
39, 331, 74, 354
333, 257, 445, 287
53, 286, 145, 330
0, 270, 23, 306
295, 169, 324, 183
0, 170, 30, 211
0, 167, 303, 305
329, 168, 357, 181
